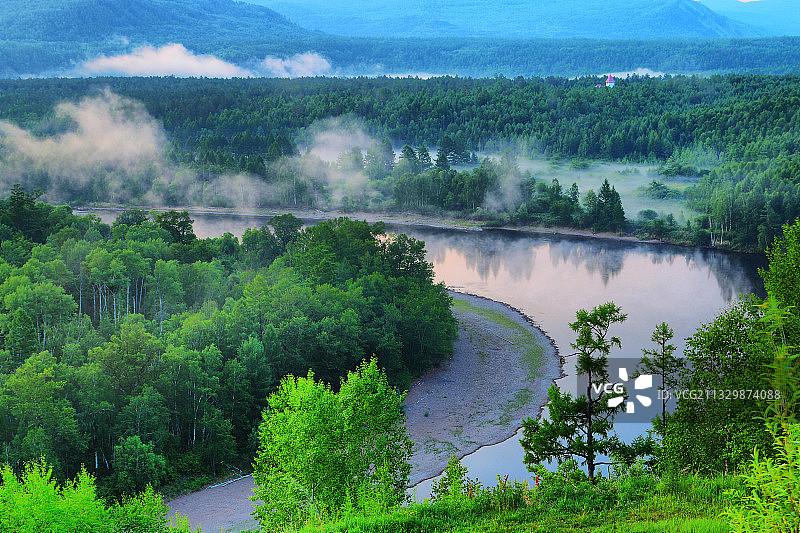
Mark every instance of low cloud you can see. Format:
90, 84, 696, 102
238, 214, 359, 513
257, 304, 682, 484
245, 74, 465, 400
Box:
302, 117, 376, 163
0, 90, 165, 176
82, 44, 254, 78
260, 52, 332, 78
0, 90, 275, 207
82, 46, 333, 79
605, 68, 667, 79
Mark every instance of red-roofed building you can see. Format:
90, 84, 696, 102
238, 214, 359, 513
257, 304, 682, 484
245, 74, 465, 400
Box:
605, 75, 616, 88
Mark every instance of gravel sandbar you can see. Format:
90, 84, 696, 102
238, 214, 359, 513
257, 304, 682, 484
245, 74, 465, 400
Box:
404, 291, 562, 485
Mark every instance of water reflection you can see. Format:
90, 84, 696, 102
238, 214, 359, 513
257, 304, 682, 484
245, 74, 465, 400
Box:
420, 230, 537, 284
391, 224, 765, 497
545, 237, 625, 286
398, 226, 765, 307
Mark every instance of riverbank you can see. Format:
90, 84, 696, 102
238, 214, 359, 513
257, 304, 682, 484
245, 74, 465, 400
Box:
405, 291, 561, 486
166, 291, 561, 532
74, 204, 665, 246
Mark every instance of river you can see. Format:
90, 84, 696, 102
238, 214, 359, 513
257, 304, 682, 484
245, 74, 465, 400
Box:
395, 225, 765, 496
83, 209, 766, 508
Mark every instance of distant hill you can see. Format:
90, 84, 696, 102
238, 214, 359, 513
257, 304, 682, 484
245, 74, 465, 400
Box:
0, 0, 315, 76
0, 0, 307, 43
252, 0, 759, 39
1, 0, 798, 79
697, 0, 800, 36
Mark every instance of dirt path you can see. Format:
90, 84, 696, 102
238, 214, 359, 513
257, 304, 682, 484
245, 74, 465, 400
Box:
167, 291, 561, 531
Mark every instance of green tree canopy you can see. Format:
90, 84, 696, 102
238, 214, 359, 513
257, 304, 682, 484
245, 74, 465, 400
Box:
253, 358, 411, 530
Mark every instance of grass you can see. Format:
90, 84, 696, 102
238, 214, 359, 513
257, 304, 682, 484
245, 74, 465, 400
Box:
452, 298, 525, 332
452, 296, 545, 380
497, 389, 535, 426
424, 438, 458, 455
293, 471, 739, 533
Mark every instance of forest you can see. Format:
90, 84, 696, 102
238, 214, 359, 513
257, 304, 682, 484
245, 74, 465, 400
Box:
1, 74, 799, 250
3, 33, 800, 79
2, 190, 798, 531
0, 188, 457, 504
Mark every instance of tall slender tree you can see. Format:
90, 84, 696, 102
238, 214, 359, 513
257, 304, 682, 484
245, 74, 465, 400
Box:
521, 302, 627, 482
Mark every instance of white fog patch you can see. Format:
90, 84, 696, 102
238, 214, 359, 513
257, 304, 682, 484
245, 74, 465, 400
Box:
0, 90, 276, 207
303, 119, 377, 163
0, 90, 165, 175
82, 44, 254, 78
282, 116, 387, 207
605, 68, 668, 78
260, 52, 332, 78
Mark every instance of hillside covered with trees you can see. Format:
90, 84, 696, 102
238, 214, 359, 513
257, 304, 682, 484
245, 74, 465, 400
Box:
253, 0, 757, 40
0, 189, 457, 500
1, 2, 800, 79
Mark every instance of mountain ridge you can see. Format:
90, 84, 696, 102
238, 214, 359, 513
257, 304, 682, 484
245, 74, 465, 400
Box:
697, 0, 800, 36
0, 0, 308, 43
1, 0, 798, 78
253, 0, 759, 39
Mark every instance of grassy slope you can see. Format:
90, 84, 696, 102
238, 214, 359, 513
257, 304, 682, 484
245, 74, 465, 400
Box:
296, 473, 738, 533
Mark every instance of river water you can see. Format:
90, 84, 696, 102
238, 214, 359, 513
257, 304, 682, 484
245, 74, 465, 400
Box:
395, 225, 765, 496
85, 209, 767, 494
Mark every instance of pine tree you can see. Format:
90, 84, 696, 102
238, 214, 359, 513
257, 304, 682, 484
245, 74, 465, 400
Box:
521, 303, 627, 482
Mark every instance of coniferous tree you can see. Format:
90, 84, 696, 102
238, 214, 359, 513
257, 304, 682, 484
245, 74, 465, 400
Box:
417, 145, 433, 172
637, 322, 683, 434
435, 150, 450, 171
521, 302, 627, 482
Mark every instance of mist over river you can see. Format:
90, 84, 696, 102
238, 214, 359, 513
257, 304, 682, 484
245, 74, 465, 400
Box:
84, 209, 767, 492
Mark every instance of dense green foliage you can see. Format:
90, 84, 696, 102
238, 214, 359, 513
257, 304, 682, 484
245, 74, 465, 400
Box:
727, 424, 800, 532
296, 459, 739, 533
0, 460, 194, 532
725, 295, 800, 532
660, 297, 775, 474
660, 219, 800, 475
0, 192, 456, 496
253, 359, 411, 530
2, 74, 800, 248
761, 218, 800, 311
1, 74, 798, 163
